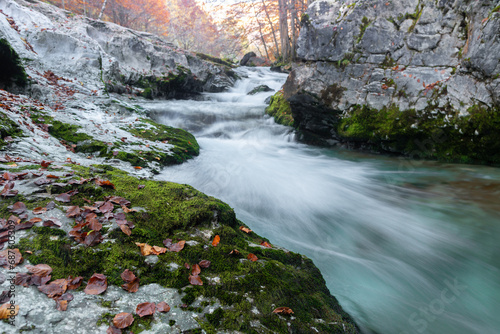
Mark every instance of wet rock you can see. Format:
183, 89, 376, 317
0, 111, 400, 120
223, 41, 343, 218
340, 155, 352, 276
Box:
284, 0, 500, 161
240, 52, 256, 66
247, 85, 274, 95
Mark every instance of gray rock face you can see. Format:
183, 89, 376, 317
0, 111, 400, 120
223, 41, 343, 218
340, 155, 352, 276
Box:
288, 0, 500, 145
240, 51, 257, 65
0, 0, 234, 100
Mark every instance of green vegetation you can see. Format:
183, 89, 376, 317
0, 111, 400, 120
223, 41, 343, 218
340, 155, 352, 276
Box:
337, 103, 500, 165
405, 2, 424, 32
357, 16, 371, 43
7, 164, 358, 333
265, 91, 294, 127
0, 39, 28, 90
0, 111, 23, 149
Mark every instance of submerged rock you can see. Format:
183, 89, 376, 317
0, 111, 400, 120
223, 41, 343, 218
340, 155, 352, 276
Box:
284, 0, 500, 164
247, 84, 274, 95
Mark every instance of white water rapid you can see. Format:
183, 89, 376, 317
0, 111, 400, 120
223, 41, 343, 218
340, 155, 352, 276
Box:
141, 67, 499, 334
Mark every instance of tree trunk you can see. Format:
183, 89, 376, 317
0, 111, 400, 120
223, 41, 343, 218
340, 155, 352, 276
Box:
98, 0, 108, 20
290, 0, 297, 60
278, 0, 290, 61
261, 0, 280, 59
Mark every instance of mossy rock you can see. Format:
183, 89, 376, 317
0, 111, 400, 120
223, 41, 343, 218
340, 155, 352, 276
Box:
11, 164, 358, 333
248, 85, 274, 95
0, 111, 23, 149
265, 91, 294, 127
0, 38, 28, 91
337, 104, 500, 165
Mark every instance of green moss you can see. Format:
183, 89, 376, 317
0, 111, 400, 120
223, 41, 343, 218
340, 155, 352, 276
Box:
265, 91, 294, 127
195, 53, 234, 68
406, 2, 424, 32
357, 16, 371, 43
300, 13, 310, 24
337, 104, 500, 165
127, 118, 199, 165
0, 39, 28, 90
0, 111, 23, 149
11, 164, 358, 333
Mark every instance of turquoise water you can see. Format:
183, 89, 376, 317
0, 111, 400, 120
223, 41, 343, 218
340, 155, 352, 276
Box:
146, 67, 500, 333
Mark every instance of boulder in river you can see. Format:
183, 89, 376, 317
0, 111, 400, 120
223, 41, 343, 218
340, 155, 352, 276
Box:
247, 84, 274, 95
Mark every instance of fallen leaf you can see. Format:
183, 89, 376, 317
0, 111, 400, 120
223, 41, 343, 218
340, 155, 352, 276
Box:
247, 253, 258, 262
15, 272, 31, 287
113, 312, 134, 329
55, 299, 68, 311
84, 231, 103, 246
30, 274, 51, 286
120, 224, 132, 236
121, 269, 136, 282
46, 174, 59, 179
239, 226, 252, 234
66, 206, 81, 218
229, 249, 240, 256
135, 242, 153, 256
84, 273, 107, 295
191, 264, 201, 276
96, 179, 115, 189
38, 280, 67, 298
89, 219, 102, 232
136, 302, 156, 317
199, 260, 211, 268
134, 166, 142, 169
188, 275, 203, 286
43, 218, 62, 228
151, 246, 167, 255
107, 325, 122, 334
0, 303, 19, 319
156, 301, 170, 313
67, 276, 83, 290
55, 193, 71, 203
168, 240, 185, 252
0, 248, 23, 268
10, 202, 26, 215
121, 205, 137, 213
99, 201, 114, 214
33, 207, 47, 214
273, 307, 294, 315
122, 278, 140, 293
26, 264, 52, 277
212, 235, 220, 247
260, 241, 272, 248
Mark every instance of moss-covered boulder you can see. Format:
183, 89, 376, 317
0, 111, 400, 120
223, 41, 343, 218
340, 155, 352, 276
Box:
0, 111, 23, 149
265, 91, 294, 127
3, 163, 358, 333
338, 104, 500, 165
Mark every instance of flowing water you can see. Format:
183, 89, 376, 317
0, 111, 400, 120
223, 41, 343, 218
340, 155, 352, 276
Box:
143, 67, 500, 334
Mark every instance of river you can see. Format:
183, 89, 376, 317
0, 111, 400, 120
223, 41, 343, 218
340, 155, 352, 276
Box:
142, 67, 500, 334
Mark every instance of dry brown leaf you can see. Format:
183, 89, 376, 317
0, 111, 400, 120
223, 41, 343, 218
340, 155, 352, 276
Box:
67, 276, 83, 290
212, 235, 220, 247
66, 206, 81, 218
29, 217, 42, 224
199, 260, 211, 269
188, 275, 203, 286
32, 207, 47, 214
107, 325, 122, 334
151, 246, 167, 255
95, 179, 115, 189
136, 302, 156, 317
260, 241, 272, 248
26, 264, 52, 277
121, 269, 136, 282
121, 205, 137, 213
38, 280, 67, 298
113, 312, 134, 329
191, 264, 201, 276
272, 307, 294, 315
10, 202, 26, 215
55, 299, 68, 311
84, 273, 107, 295
119, 224, 132, 236
156, 302, 170, 313
0, 303, 19, 319
168, 240, 185, 252
122, 277, 140, 293
0, 248, 23, 268
135, 242, 153, 256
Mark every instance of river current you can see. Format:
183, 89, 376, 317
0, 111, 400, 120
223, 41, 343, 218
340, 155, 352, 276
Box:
143, 67, 499, 334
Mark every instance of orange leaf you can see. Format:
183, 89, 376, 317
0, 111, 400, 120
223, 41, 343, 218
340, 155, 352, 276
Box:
121, 205, 137, 213
29, 217, 42, 223
247, 253, 258, 262
134, 166, 142, 169
212, 235, 220, 247
151, 246, 167, 255
0, 303, 19, 319
168, 240, 185, 252
260, 241, 272, 248
33, 206, 47, 214
46, 174, 59, 179
95, 179, 115, 189
191, 264, 201, 276
135, 242, 153, 256
272, 307, 294, 315
122, 278, 140, 293
113, 312, 134, 329
120, 224, 132, 236
239, 226, 252, 233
